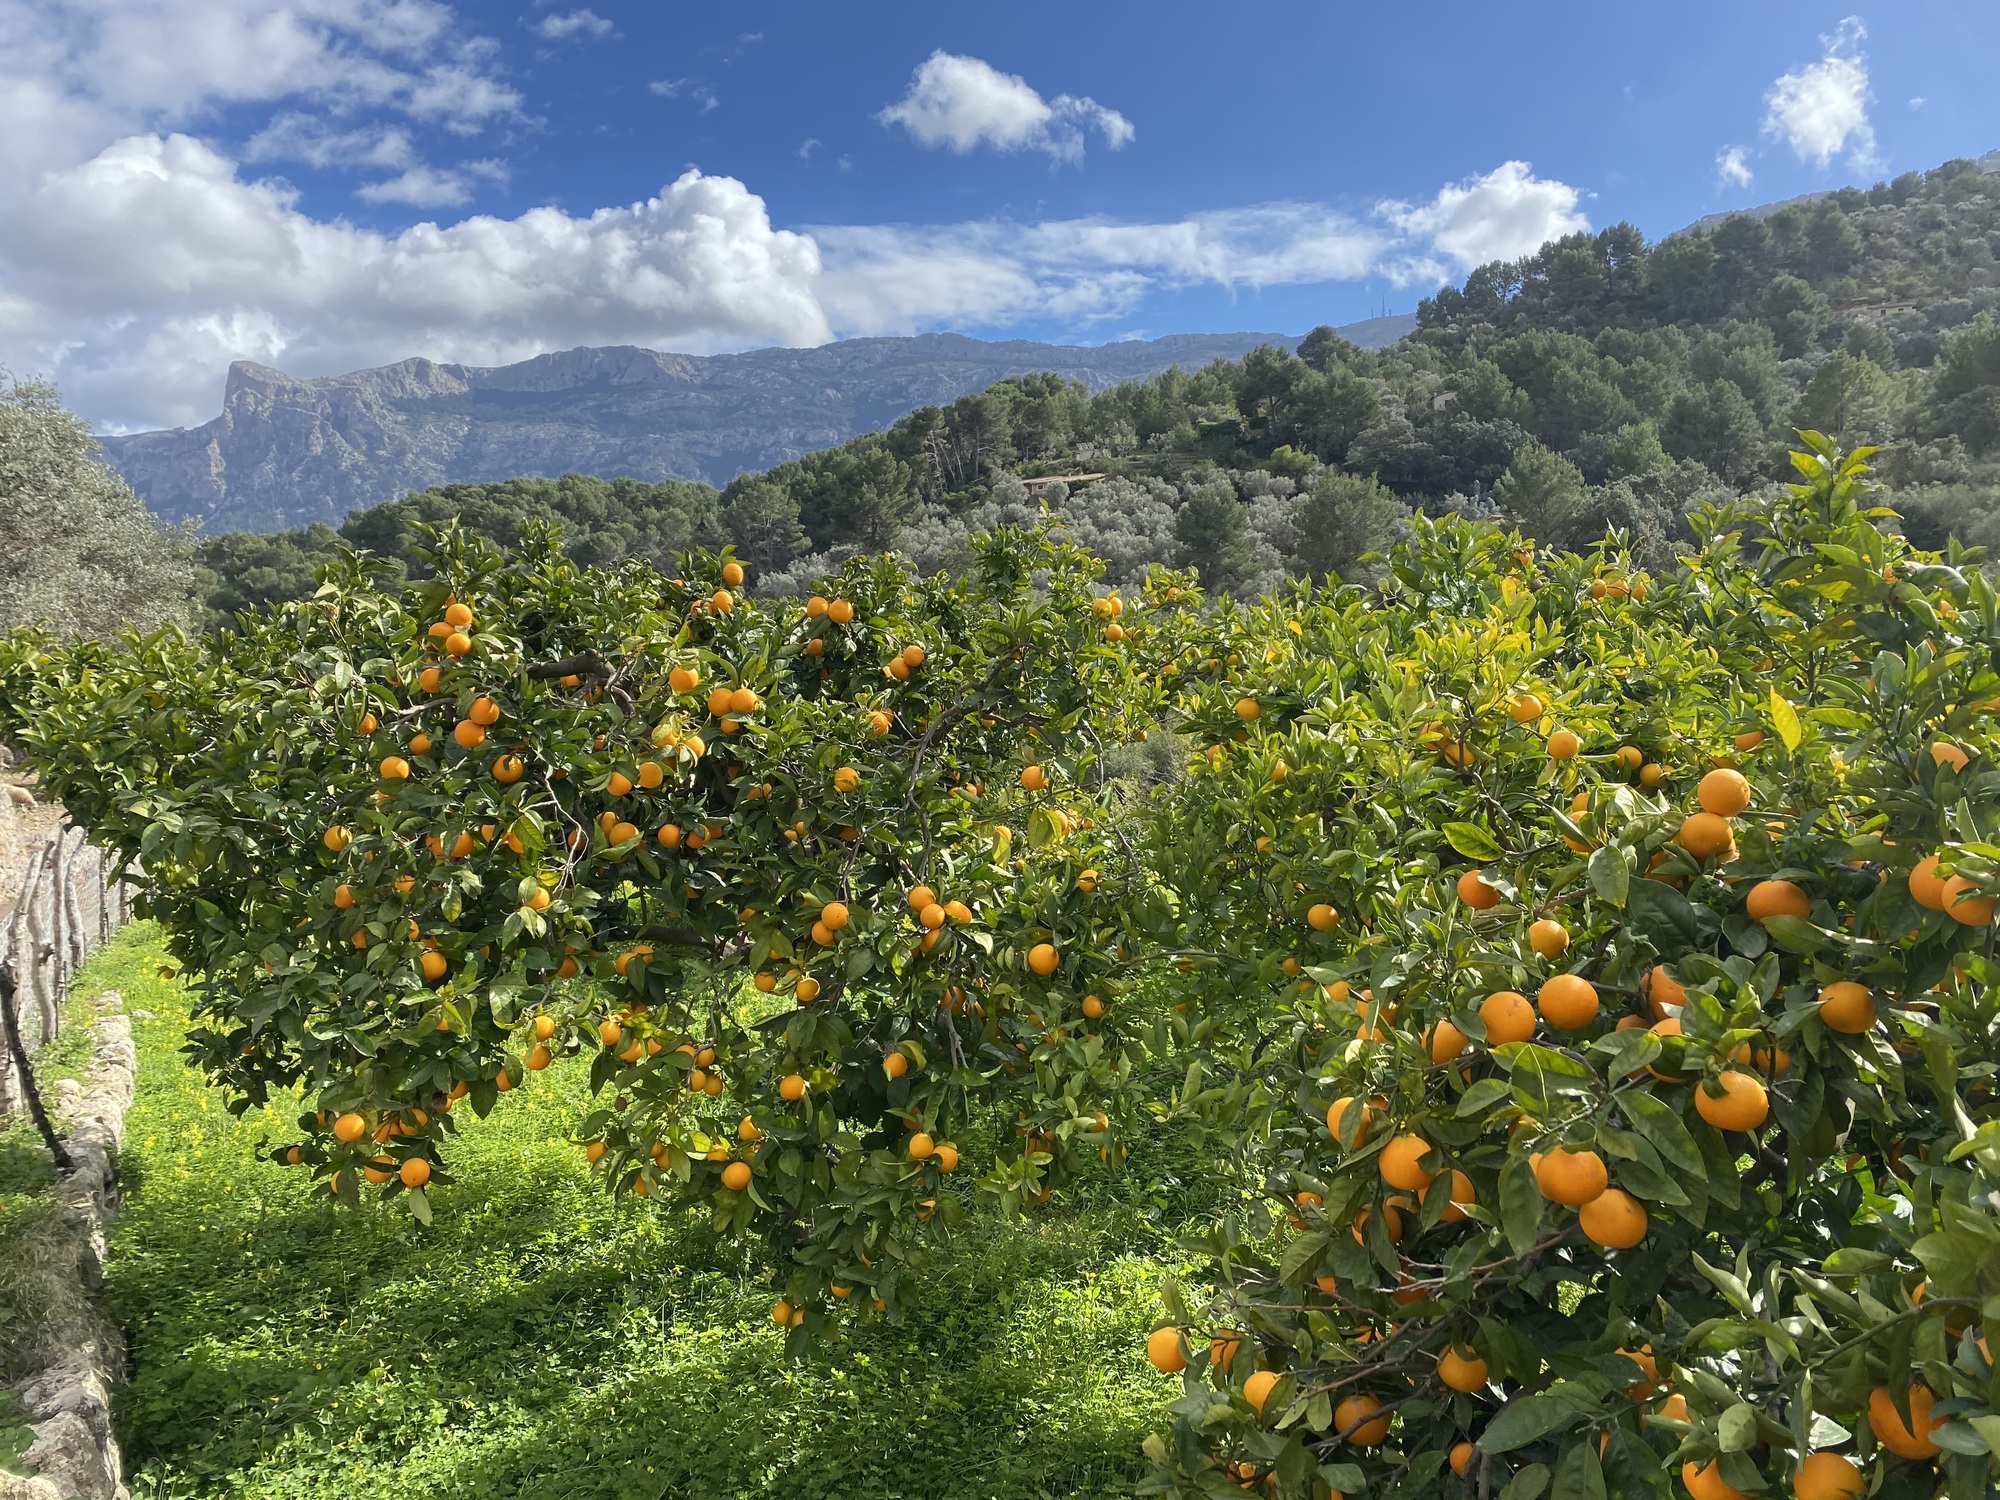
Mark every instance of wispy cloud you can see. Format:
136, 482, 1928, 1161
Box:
533, 9, 613, 42
650, 78, 719, 112
1715, 145, 1753, 190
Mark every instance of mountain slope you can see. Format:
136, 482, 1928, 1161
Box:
103, 324, 1412, 533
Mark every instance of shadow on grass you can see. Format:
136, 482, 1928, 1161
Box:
98, 926, 1176, 1500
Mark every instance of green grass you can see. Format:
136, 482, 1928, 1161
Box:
92, 924, 1189, 1500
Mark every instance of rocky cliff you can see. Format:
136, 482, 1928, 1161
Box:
100, 323, 1415, 533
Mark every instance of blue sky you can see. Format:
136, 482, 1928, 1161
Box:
2, 0, 1995, 430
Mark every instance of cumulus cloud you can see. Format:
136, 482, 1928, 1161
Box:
1762, 16, 1880, 171
1382, 161, 1589, 271
532, 9, 612, 42
0, 138, 832, 427
0, 2, 1595, 432
1715, 145, 1754, 190
877, 52, 1133, 165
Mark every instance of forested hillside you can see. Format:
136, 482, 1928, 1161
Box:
196, 154, 2000, 624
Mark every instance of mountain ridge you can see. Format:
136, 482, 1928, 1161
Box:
102, 323, 1416, 533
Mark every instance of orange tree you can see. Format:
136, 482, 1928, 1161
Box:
1127, 440, 2000, 1499
0, 519, 1185, 1325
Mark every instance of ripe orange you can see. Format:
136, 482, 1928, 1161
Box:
493, 754, 524, 783
1427, 1020, 1468, 1063
469, 695, 501, 726
597, 1019, 622, 1047
1941, 874, 1995, 926
1694, 1071, 1769, 1131
1867, 1384, 1941, 1459
1537, 974, 1598, 1030
1824, 980, 1880, 1040
883, 1051, 908, 1080
934, 1142, 959, 1172
1441, 1171, 1475, 1222
1639, 762, 1666, 788
668, 665, 699, 694
399, 1158, 430, 1188
333, 1111, 367, 1143
1676, 811, 1734, 858
708, 588, 732, 614
1325, 1095, 1375, 1146
323, 825, 353, 852
779, 1073, 808, 1101
1081, 994, 1106, 1020
1733, 729, 1766, 752
1532, 1146, 1608, 1205
419, 951, 447, 982
1509, 692, 1544, 722
1527, 918, 1569, 958
1546, 728, 1581, 759
795, 976, 821, 1002
721, 561, 745, 587
333, 884, 356, 909
1437, 1346, 1487, 1391
1351, 1200, 1404, 1244
1792, 1451, 1863, 1500
1378, 1134, 1435, 1192
907, 1132, 935, 1160
1234, 697, 1261, 721
867, 710, 891, 736
721, 1161, 752, 1191
379, 755, 410, 780
1333, 1393, 1391, 1444
1644, 965, 1687, 1018
1697, 768, 1751, 816
1744, 879, 1810, 922
1479, 990, 1536, 1045
606, 771, 633, 797
1027, 942, 1060, 976
1456, 869, 1501, 909
832, 766, 860, 792
1307, 903, 1338, 931
821, 901, 850, 931
445, 631, 472, 657
608, 821, 639, 846
1020, 764, 1047, 791
525, 1045, 552, 1071
1682, 1460, 1742, 1500
453, 719, 485, 750
728, 686, 758, 714
1243, 1370, 1282, 1414
827, 599, 854, 624
1908, 853, 1947, 909
1930, 740, 1970, 773
1146, 1326, 1187, 1372
907, 884, 938, 912
1615, 745, 1643, 771
918, 901, 947, 930
1449, 1441, 1475, 1476
444, 601, 474, 629
1578, 1187, 1648, 1248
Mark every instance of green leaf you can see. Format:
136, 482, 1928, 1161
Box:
1501, 1466, 1550, 1500
1278, 1230, 1329, 1288
1718, 1403, 1759, 1452
1621, 1090, 1703, 1175
1587, 845, 1629, 907
1443, 821, 1504, 861
1456, 1077, 1516, 1118
1770, 687, 1802, 752
1550, 1436, 1606, 1500
1761, 913, 1832, 956
1480, 1395, 1569, 1453
1499, 1154, 1544, 1257
1319, 1464, 1365, 1494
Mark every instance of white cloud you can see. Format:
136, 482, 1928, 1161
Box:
1382, 161, 1589, 271
877, 52, 1133, 165
797, 138, 820, 159
355, 164, 473, 205
650, 77, 718, 112
1, 138, 832, 427
533, 9, 612, 42
1715, 145, 1754, 190
1761, 16, 1879, 172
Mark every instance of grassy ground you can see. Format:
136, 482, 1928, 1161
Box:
84, 925, 1191, 1500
